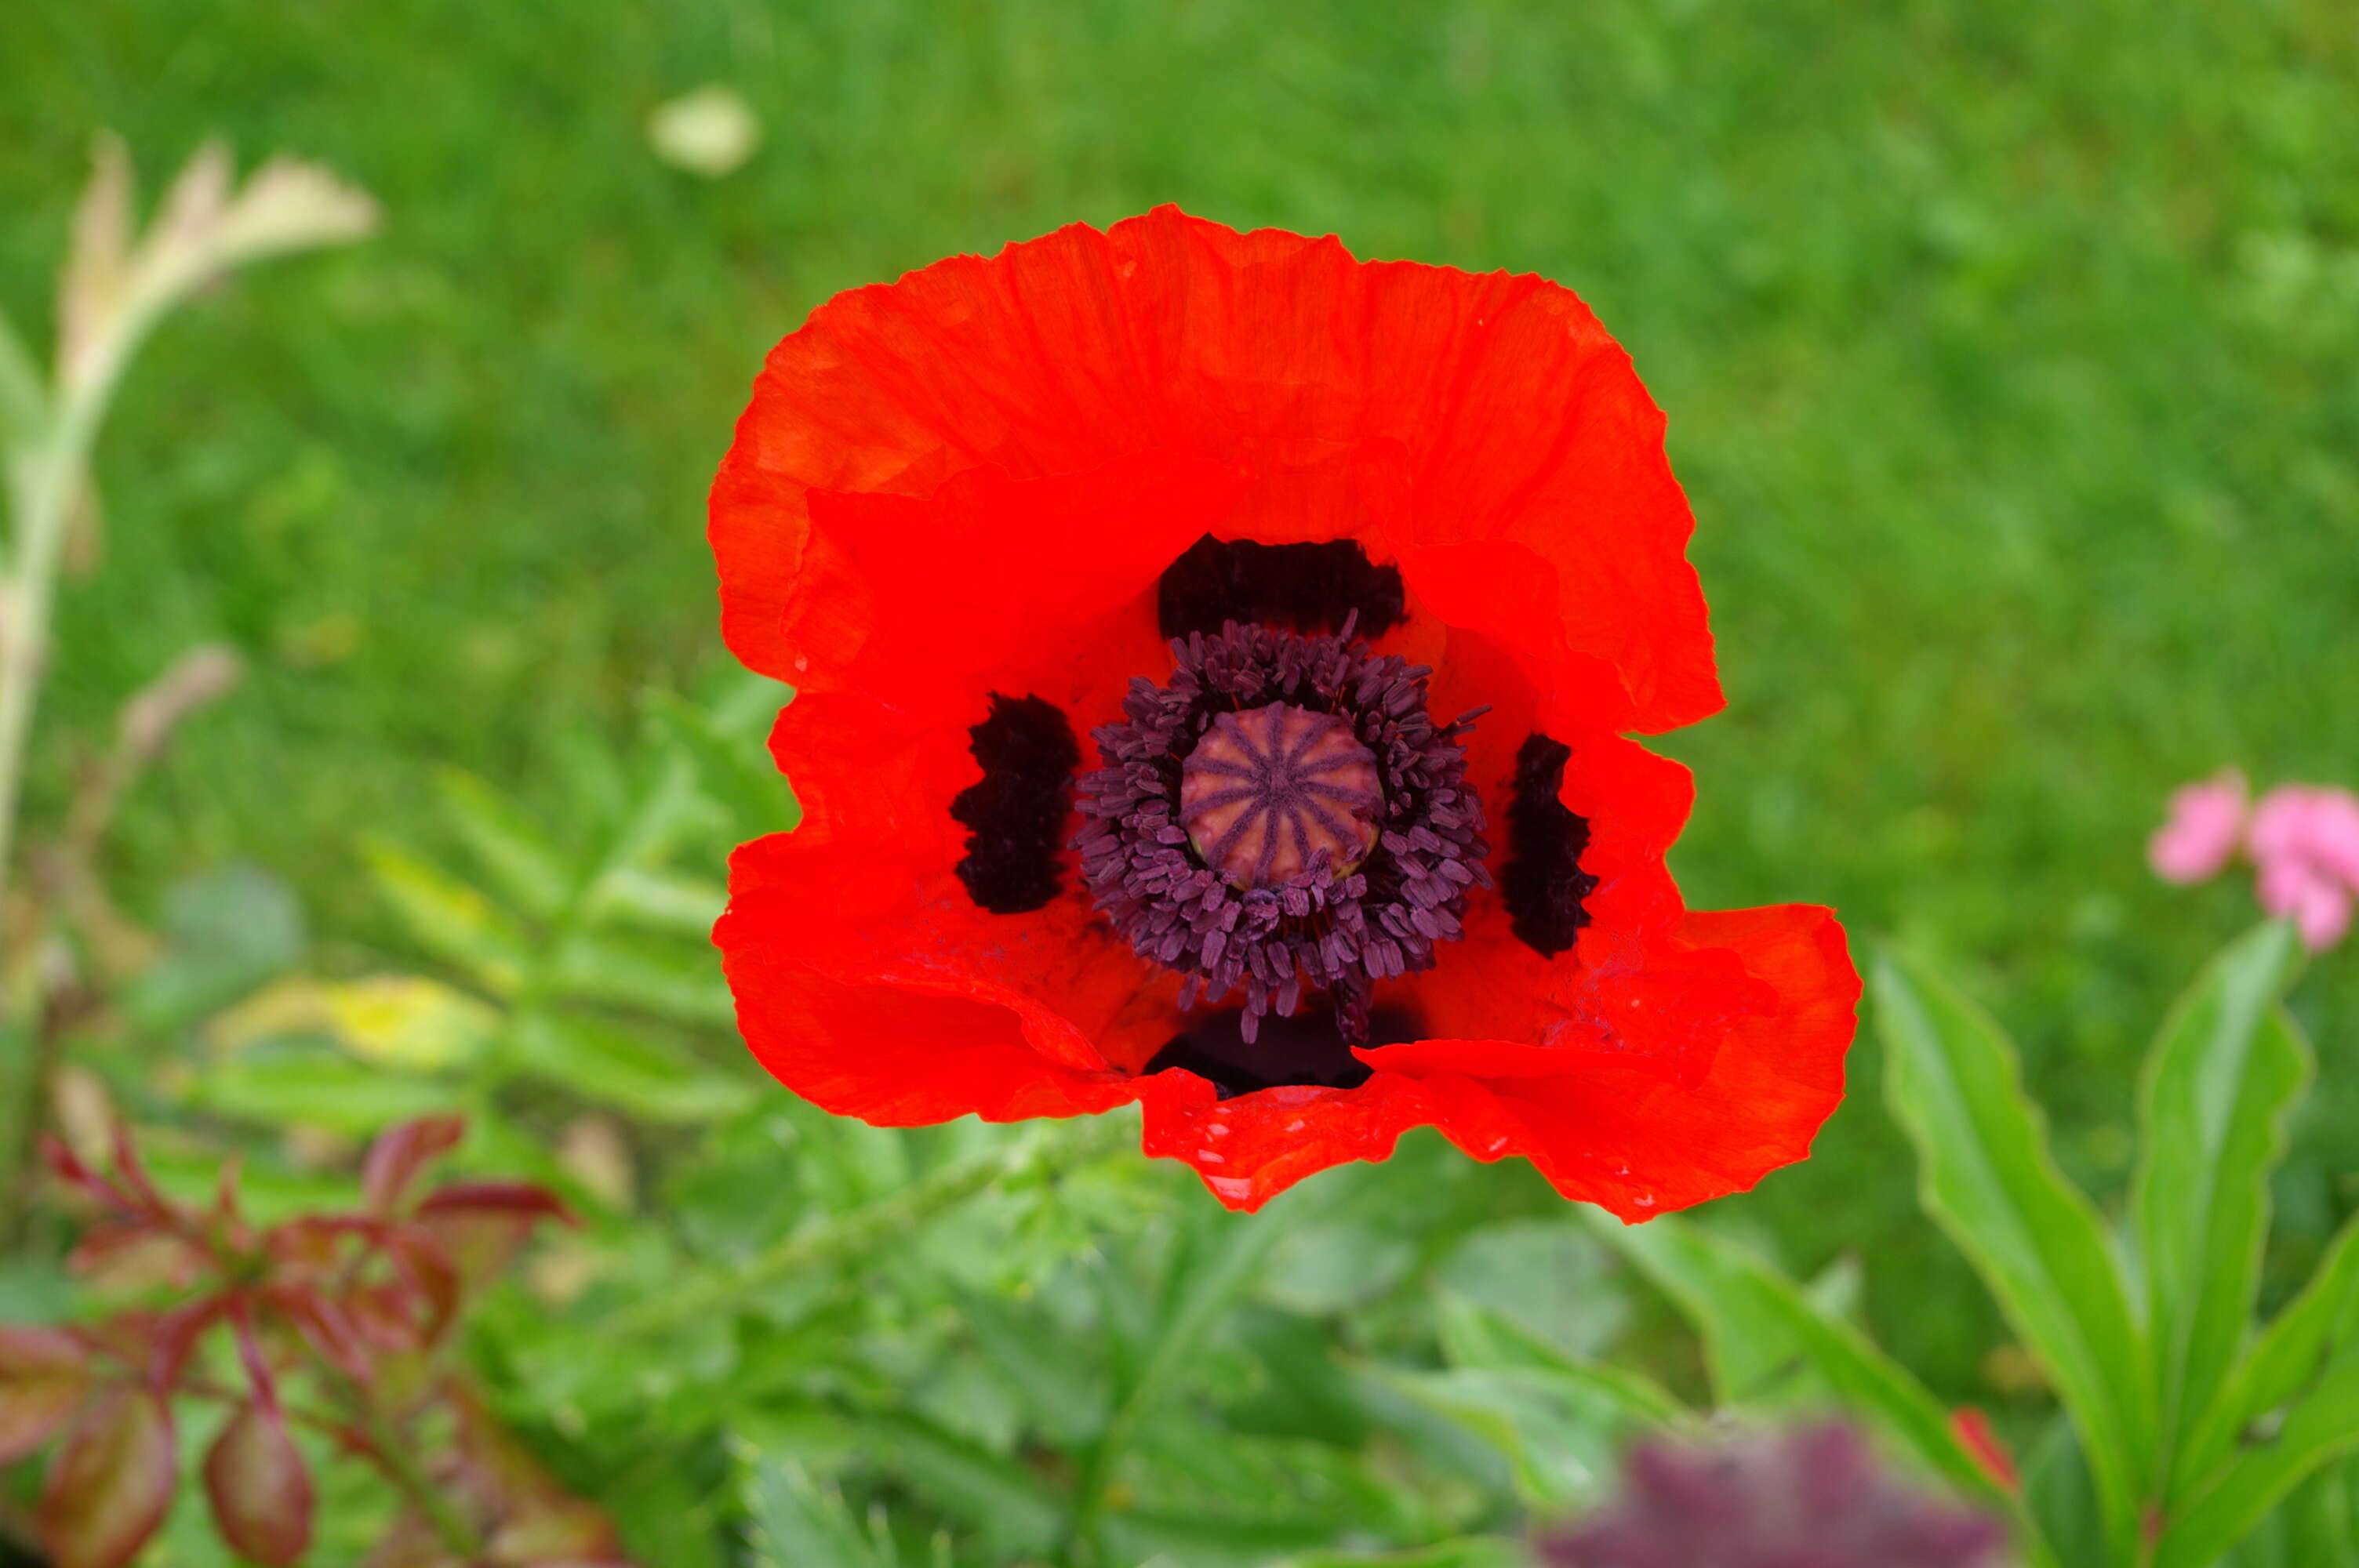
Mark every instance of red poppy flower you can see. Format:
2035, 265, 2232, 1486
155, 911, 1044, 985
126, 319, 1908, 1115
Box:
710, 207, 1858, 1218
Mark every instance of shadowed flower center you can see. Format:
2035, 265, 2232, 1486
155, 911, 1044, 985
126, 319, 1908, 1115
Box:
1179, 702, 1383, 887
1073, 619, 1492, 1056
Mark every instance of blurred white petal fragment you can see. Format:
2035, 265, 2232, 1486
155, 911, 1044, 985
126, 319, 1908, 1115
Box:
56, 135, 378, 398
647, 85, 762, 179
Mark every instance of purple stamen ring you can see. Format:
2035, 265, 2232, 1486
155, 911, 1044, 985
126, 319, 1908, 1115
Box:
1074, 617, 1490, 1047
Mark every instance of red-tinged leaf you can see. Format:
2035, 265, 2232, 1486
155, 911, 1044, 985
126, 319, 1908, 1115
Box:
385, 1228, 462, 1342
362, 1512, 470, 1568
417, 1180, 576, 1226
37, 1384, 176, 1568
148, 1295, 224, 1390
267, 1284, 374, 1382
0, 1325, 91, 1464
350, 1282, 430, 1353
42, 1134, 137, 1215
415, 1206, 536, 1293
106, 1121, 173, 1218
226, 1296, 283, 1415
363, 1116, 467, 1215
67, 1220, 206, 1291
204, 1401, 314, 1567
485, 1492, 627, 1563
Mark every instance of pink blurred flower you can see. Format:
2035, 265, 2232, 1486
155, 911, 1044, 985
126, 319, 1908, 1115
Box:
2249, 785, 2359, 889
2254, 817, 2357, 952
2148, 770, 2249, 884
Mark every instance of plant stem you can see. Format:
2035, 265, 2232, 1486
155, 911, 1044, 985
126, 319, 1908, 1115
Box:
343, 1380, 482, 1560
605, 1112, 1134, 1340
0, 389, 100, 1241
0, 386, 103, 936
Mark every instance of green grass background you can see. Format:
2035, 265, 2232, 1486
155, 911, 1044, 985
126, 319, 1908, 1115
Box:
5, 0, 2358, 1397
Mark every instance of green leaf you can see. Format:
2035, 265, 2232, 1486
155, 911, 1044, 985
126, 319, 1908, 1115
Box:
1100, 1507, 1339, 1568
2133, 923, 2307, 1487
1371, 1363, 1631, 1509
1434, 1294, 1688, 1427
434, 766, 576, 919
955, 1288, 1108, 1447
1875, 949, 2155, 1565
126, 864, 307, 1028
594, 866, 727, 938
737, 1450, 893, 1568
2157, 1343, 2359, 1567
188, 1050, 465, 1136
648, 688, 801, 838
2182, 1212, 2359, 1505
505, 1008, 754, 1122
1074, 1205, 1299, 1555
1587, 1210, 2024, 1527
864, 1411, 1063, 1558
2024, 1413, 2108, 1568
547, 931, 733, 1026
1268, 1541, 1532, 1568
361, 837, 532, 994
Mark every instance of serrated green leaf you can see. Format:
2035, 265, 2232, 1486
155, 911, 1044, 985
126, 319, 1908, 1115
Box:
2135, 923, 2307, 1490
1100, 1506, 1336, 1568
955, 1287, 1108, 1447
547, 931, 732, 1026
361, 837, 531, 994
737, 1451, 892, 1568
2183, 1212, 2359, 1506
2157, 1343, 2359, 1567
434, 766, 576, 919
1371, 1364, 1630, 1510
648, 688, 800, 838
187, 1050, 463, 1136
1434, 1294, 1688, 1427
593, 866, 727, 937
864, 1411, 1063, 1558
1268, 1541, 1532, 1568
1875, 949, 2154, 1566
506, 1008, 754, 1122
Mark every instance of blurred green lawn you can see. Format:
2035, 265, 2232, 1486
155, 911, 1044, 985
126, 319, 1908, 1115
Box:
5, 0, 2357, 1396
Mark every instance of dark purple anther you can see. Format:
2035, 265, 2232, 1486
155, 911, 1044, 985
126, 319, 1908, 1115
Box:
1073, 618, 1489, 1054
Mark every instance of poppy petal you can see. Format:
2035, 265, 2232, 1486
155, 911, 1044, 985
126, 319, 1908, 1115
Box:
711, 208, 1716, 731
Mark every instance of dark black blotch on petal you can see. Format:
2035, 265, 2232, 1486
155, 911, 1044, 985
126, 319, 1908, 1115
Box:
1145, 1004, 1424, 1099
1501, 734, 1599, 956
951, 693, 1080, 914
1156, 534, 1405, 640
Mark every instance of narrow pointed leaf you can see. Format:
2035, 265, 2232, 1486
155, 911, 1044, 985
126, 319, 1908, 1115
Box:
1876, 949, 2154, 1565
2157, 1342, 2359, 1567
1589, 1210, 2028, 1528
2183, 1211, 2359, 1500
435, 767, 576, 919
2134, 923, 2307, 1485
